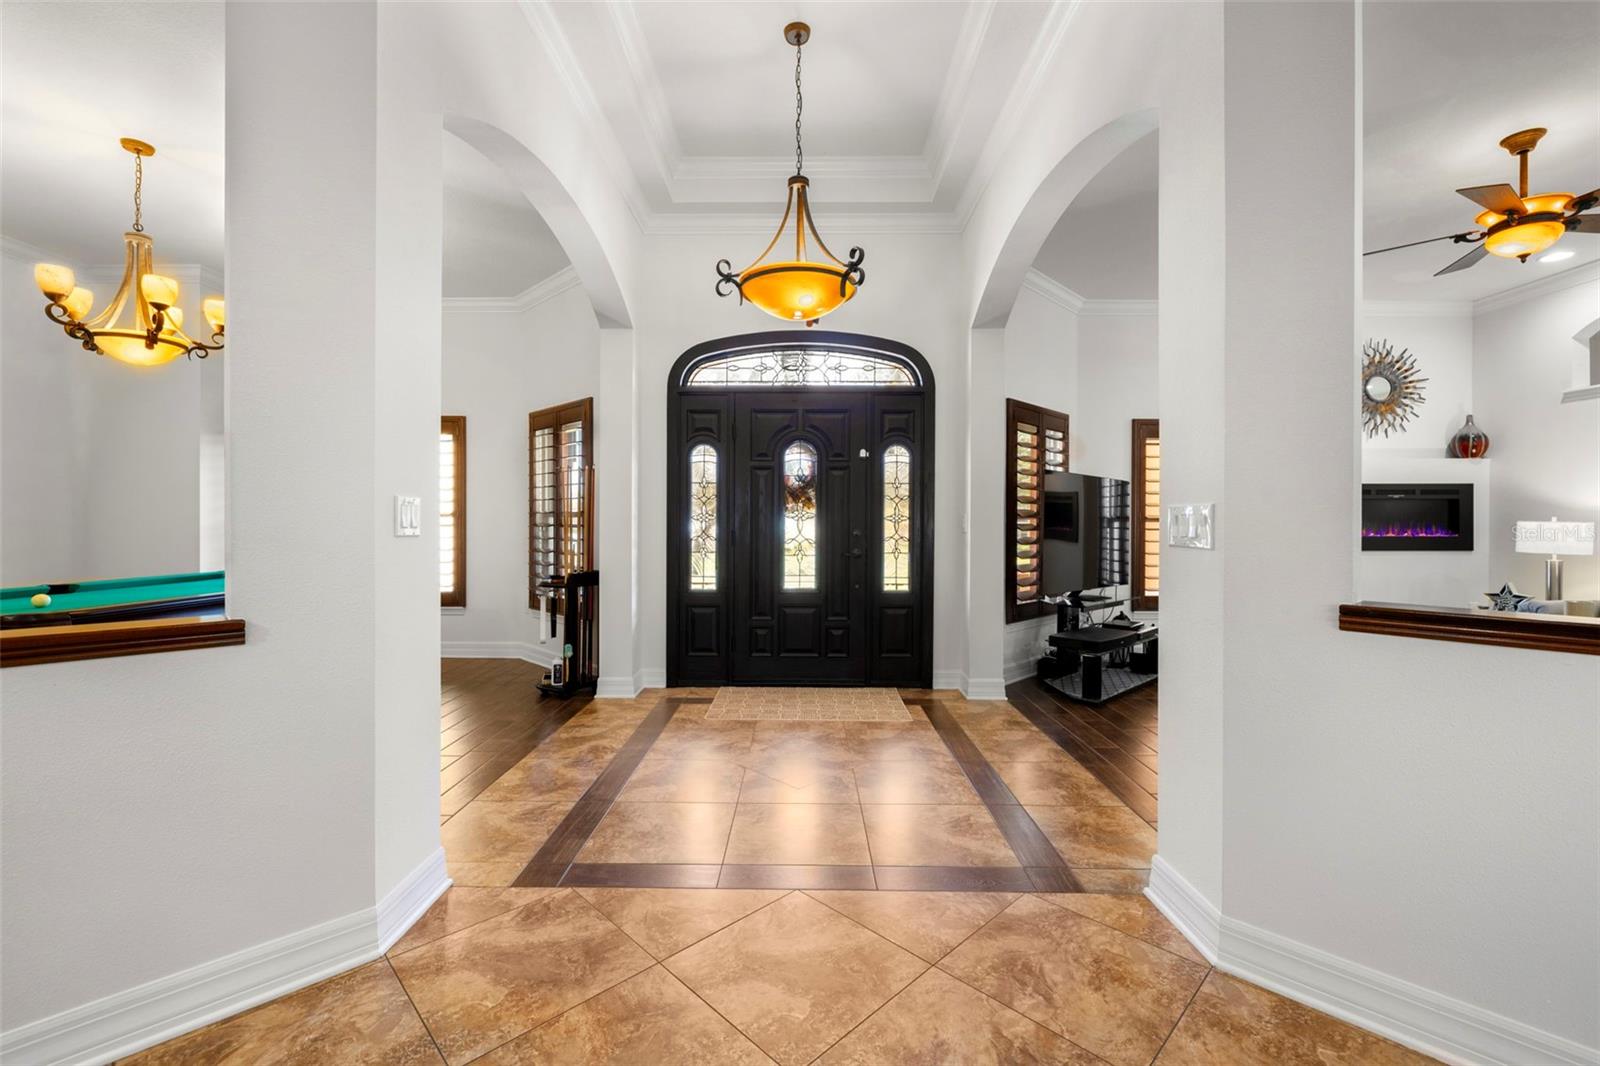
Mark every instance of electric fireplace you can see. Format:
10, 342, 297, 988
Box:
1361, 484, 1473, 551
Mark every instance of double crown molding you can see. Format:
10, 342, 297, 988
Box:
517, 0, 1083, 236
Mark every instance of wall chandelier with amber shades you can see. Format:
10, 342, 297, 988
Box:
716, 21, 865, 326
34, 138, 225, 367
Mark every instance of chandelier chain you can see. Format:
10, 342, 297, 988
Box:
132, 152, 144, 233
794, 39, 804, 176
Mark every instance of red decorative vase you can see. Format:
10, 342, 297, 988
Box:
1448, 414, 1489, 458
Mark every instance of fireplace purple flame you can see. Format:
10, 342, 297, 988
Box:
1361, 484, 1473, 551
1361, 524, 1459, 539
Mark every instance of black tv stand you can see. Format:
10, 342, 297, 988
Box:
1038, 620, 1157, 705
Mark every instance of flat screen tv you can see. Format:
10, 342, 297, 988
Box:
1040, 472, 1131, 597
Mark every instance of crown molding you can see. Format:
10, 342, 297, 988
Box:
1020, 269, 1157, 316
1471, 257, 1600, 317
1081, 297, 1158, 317
1, 234, 59, 263
442, 266, 581, 313
925, 0, 998, 187
602, 0, 682, 191
516, 0, 655, 232
1021, 268, 1085, 313
954, 0, 1086, 229
542, 0, 1077, 223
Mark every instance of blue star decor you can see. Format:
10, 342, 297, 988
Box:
1485, 583, 1530, 612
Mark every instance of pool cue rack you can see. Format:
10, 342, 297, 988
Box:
535, 569, 598, 697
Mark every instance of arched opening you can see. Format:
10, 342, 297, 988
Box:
666, 331, 935, 686
968, 113, 1165, 829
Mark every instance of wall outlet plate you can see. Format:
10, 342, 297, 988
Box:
394, 495, 422, 537
1166, 503, 1215, 549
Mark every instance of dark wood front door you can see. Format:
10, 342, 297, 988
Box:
667, 333, 934, 687
732, 392, 868, 683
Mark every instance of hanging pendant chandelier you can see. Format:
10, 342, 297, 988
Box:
34, 138, 225, 367
716, 22, 865, 327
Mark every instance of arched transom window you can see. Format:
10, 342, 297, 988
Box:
685, 348, 916, 388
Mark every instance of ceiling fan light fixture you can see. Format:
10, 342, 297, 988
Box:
1484, 218, 1566, 259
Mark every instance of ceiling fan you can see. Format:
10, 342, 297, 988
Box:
1365, 128, 1599, 276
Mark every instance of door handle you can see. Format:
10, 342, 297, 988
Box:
847, 529, 864, 558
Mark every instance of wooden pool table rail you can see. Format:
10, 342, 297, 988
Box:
1, 616, 246, 668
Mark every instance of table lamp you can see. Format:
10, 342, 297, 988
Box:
1514, 517, 1596, 600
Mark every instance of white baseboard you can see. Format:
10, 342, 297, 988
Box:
1, 849, 448, 1066
441, 641, 555, 667
639, 668, 667, 689
1144, 855, 1221, 965
931, 669, 965, 690
595, 675, 642, 699
961, 676, 1008, 700
1146, 854, 1599, 1066
376, 847, 450, 954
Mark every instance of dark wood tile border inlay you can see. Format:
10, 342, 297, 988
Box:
922, 700, 1084, 893
872, 865, 1035, 892
512, 698, 684, 886
717, 864, 877, 890
562, 863, 723, 889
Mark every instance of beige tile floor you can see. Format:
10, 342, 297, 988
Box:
125, 680, 1441, 1065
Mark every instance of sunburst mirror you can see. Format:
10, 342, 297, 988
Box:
1361, 339, 1427, 438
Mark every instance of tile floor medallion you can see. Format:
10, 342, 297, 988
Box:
125, 666, 1442, 1065
706, 686, 912, 721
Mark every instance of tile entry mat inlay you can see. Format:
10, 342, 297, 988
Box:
706, 687, 911, 721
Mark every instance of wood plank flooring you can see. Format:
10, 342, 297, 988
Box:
439, 658, 589, 816
1005, 677, 1159, 828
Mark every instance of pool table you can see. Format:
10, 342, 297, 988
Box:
0, 571, 226, 629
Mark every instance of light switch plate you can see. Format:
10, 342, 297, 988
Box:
394, 495, 422, 537
1166, 503, 1215, 549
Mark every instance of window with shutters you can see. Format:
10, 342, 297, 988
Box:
1005, 398, 1068, 622
440, 416, 467, 607
1131, 418, 1160, 611
529, 398, 594, 607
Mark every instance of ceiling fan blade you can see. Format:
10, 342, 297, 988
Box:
1364, 231, 1476, 257
1569, 214, 1600, 234
1568, 188, 1600, 211
1434, 244, 1488, 276
1456, 183, 1527, 215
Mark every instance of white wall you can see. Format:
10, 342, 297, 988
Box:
0, 250, 224, 584
1474, 270, 1600, 601
440, 284, 598, 658
1360, 308, 1473, 455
